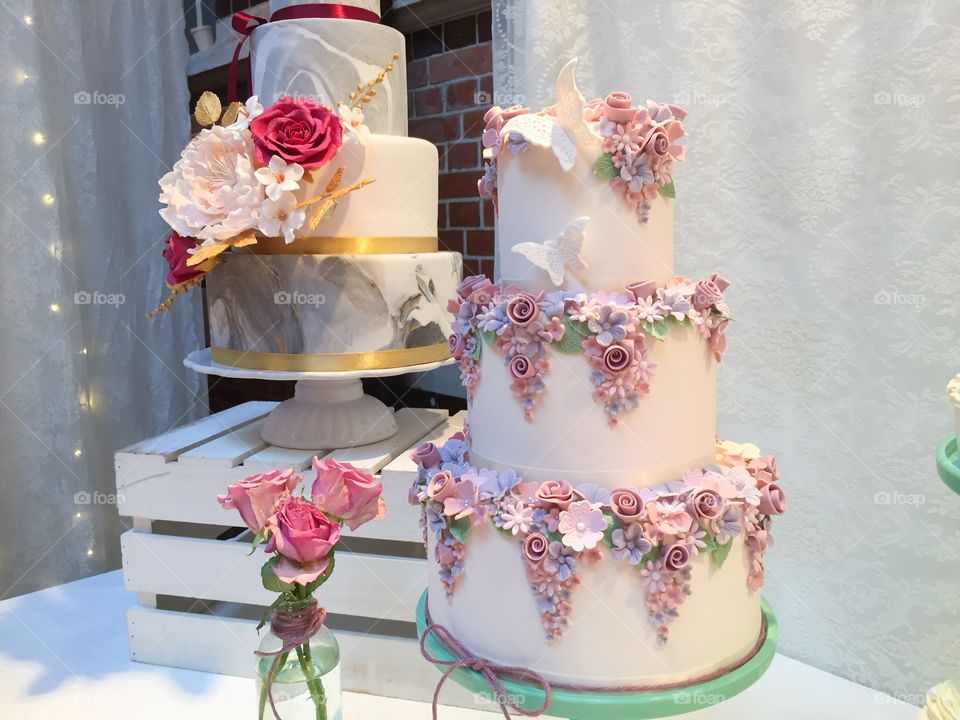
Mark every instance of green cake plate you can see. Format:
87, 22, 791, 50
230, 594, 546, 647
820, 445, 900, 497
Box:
416, 590, 778, 720
936, 436, 960, 495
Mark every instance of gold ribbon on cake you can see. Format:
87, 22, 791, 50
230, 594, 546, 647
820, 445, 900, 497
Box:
211, 343, 450, 372
249, 236, 439, 255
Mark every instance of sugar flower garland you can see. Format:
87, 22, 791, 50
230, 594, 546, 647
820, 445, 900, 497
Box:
447, 273, 731, 425
410, 438, 785, 643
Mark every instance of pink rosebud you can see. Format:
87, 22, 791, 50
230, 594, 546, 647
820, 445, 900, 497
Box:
410, 442, 442, 469
745, 529, 769, 554
602, 343, 633, 374
265, 497, 341, 584
427, 470, 457, 502
536, 479, 576, 510
692, 278, 723, 310
448, 333, 466, 360
249, 97, 343, 171
710, 273, 731, 292
758, 483, 786, 516
505, 292, 539, 327
523, 532, 549, 563
641, 126, 670, 157
457, 274, 494, 301
662, 543, 691, 572
509, 354, 536, 380
162, 232, 205, 286
583, 97, 605, 122
218, 468, 300, 532
310, 457, 385, 531
689, 487, 725, 521
626, 279, 658, 302
603, 91, 635, 124
610, 488, 644, 524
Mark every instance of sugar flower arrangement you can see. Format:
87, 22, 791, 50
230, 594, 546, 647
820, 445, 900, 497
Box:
410, 437, 784, 643
447, 272, 731, 425
219, 457, 385, 719
477, 59, 686, 224
149, 53, 399, 317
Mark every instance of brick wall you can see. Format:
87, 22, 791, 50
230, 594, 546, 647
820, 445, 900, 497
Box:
403, 11, 495, 279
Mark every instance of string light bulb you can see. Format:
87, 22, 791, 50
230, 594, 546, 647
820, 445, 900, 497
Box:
31, 131, 45, 145
86, 547, 94, 557
23, 15, 33, 26
41, 193, 55, 206
73, 448, 83, 458
80, 347, 88, 355
14, 70, 29, 84
49, 303, 60, 313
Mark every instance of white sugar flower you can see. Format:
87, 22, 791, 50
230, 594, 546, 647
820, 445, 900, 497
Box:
159, 125, 263, 244
558, 500, 608, 552
227, 95, 264, 131
254, 156, 304, 201
337, 102, 370, 142
258, 192, 305, 244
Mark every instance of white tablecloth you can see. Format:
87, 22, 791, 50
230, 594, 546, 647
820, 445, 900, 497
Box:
0, 571, 917, 719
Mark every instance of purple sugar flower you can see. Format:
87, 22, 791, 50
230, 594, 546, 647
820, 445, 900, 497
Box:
588, 305, 629, 347
543, 541, 578, 581
477, 303, 510, 335
611, 524, 652, 565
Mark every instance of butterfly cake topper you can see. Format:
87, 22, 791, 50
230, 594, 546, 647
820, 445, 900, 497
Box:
512, 216, 590, 287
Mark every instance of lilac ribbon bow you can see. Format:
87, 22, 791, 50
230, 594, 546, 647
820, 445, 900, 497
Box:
419, 621, 552, 720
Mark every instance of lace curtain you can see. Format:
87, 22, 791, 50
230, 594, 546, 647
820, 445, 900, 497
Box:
493, 0, 960, 702
0, 1, 203, 597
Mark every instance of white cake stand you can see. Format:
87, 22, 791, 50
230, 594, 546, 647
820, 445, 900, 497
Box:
184, 348, 453, 450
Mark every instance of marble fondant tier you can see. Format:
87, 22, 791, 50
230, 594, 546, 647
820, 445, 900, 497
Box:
251, 19, 407, 135
207, 251, 462, 363
427, 524, 761, 687
468, 325, 717, 487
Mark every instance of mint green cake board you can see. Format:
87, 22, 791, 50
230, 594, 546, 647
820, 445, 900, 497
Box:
937, 436, 960, 495
416, 590, 778, 719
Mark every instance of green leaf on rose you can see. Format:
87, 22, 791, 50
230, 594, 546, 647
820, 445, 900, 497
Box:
261, 556, 296, 594
448, 517, 471, 544
478, 329, 497, 349
554, 316, 588, 353
248, 527, 268, 556
471, 334, 483, 361
702, 534, 720, 554
641, 320, 668, 342
659, 181, 676, 199
302, 553, 336, 596
713, 539, 733, 569
593, 153, 619, 181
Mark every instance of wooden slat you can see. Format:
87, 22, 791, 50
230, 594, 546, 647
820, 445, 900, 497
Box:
121, 531, 427, 622
178, 418, 271, 468
243, 444, 325, 473
126, 606, 479, 707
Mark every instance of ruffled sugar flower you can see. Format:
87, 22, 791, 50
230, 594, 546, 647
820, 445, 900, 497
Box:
501, 500, 535, 535
249, 96, 343, 171
159, 124, 263, 243
535, 479, 577, 509
254, 155, 304, 201
258, 191, 305, 244
558, 500, 607, 552
543, 541, 578, 581
611, 524, 652, 565
648, 498, 693, 536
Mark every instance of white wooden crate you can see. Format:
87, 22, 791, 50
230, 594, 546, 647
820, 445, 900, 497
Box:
115, 401, 473, 705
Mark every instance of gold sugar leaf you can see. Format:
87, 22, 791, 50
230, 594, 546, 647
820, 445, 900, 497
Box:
308, 199, 337, 230
325, 167, 345, 193
194, 91, 222, 127
185, 230, 257, 266
220, 101, 243, 127
232, 230, 258, 248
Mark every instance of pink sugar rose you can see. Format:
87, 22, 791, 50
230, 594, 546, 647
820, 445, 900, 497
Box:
641, 126, 670, 157
483, 104, 531, 134
536, 479, 577, 510
265, 497, 341, 584
710, 272, 730, 292
505, 292, 539, 327
249, 96, 343, 171
448, 333, 466, 360
311, 457, 385, 531
427, 470, 457, 502
603, 91, 636, 124
601, 342, 634, 374
523, 532, 549, 563
747, 455, 779, 487
692, 278, 723, 310
583, 97, 605, 122
757, 483, 786, 516
662, 542, 691, 572
626, 279, 658, 302
410, 441, 442, 469
457, 274, 495, 302
610, 488, 644, 524
708, 320, 728, 362
218, 468, 300, 532
162, 232, 204, 286
689, 487, 725, 521
509, 354, 536, 380
745, 529, 769, 554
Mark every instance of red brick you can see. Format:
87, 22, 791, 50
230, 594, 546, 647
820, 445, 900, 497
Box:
448, 200, 480, 228
439, 229, 464, 253
479, 74, 493, 98
466, 230, 495, 256
482, 198, 495, 227
438, 171, 480, 200
437, 202, 448, 230
461, 107, 487, 139
428, 44, 492, 84
445, 78, 479, 111
408, 59, 428, 89
447, 141, 479, 170
479, 258, 495, 277
414, 87, 443, 116
409, 115, 460, 144
462, 257, 483, 276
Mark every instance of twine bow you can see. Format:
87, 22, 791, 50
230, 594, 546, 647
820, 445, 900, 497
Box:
420, 622, 552, 720
254, 599, 327, 720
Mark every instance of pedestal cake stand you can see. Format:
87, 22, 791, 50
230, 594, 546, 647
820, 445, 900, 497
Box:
184, 348, 453, 450
416, 591, 778, 720
936, 436, 960, 495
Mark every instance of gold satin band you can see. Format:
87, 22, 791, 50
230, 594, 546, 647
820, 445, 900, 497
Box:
249, 235, 438, 255
211, 343, 450, 372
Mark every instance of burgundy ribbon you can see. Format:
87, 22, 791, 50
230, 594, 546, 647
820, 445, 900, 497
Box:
420, 621, 552, 720
228, 4, 379, 103
254, 599, 327, 720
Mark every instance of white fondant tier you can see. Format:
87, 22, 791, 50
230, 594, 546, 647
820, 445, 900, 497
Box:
468, 325, 717, 487
427, 524, 761, 687
496, 143, 674, 295
206, 251, 462, 363
294, 135, 438, 240
251, 19, 407, 135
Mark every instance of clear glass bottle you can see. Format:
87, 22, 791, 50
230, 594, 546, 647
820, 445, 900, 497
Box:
255, 598, 342, 720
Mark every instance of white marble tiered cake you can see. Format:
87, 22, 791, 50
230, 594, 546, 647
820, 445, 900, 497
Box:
411, 61, 786, 690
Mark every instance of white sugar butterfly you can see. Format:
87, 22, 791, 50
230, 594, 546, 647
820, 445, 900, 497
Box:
501, 113, 578, 171
512, 216, 590, 287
